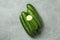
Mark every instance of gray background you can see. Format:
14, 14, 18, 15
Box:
0, 0, 60, 40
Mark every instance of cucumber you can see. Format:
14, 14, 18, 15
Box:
19, 4, 43, 37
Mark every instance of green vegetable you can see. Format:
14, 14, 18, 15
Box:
19, 4, 43, 37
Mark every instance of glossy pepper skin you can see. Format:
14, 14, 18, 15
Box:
19, 4, 43, 37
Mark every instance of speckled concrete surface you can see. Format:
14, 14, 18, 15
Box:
0, 0, 60, 40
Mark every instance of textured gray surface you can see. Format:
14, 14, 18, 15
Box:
0, 0, 60, 40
